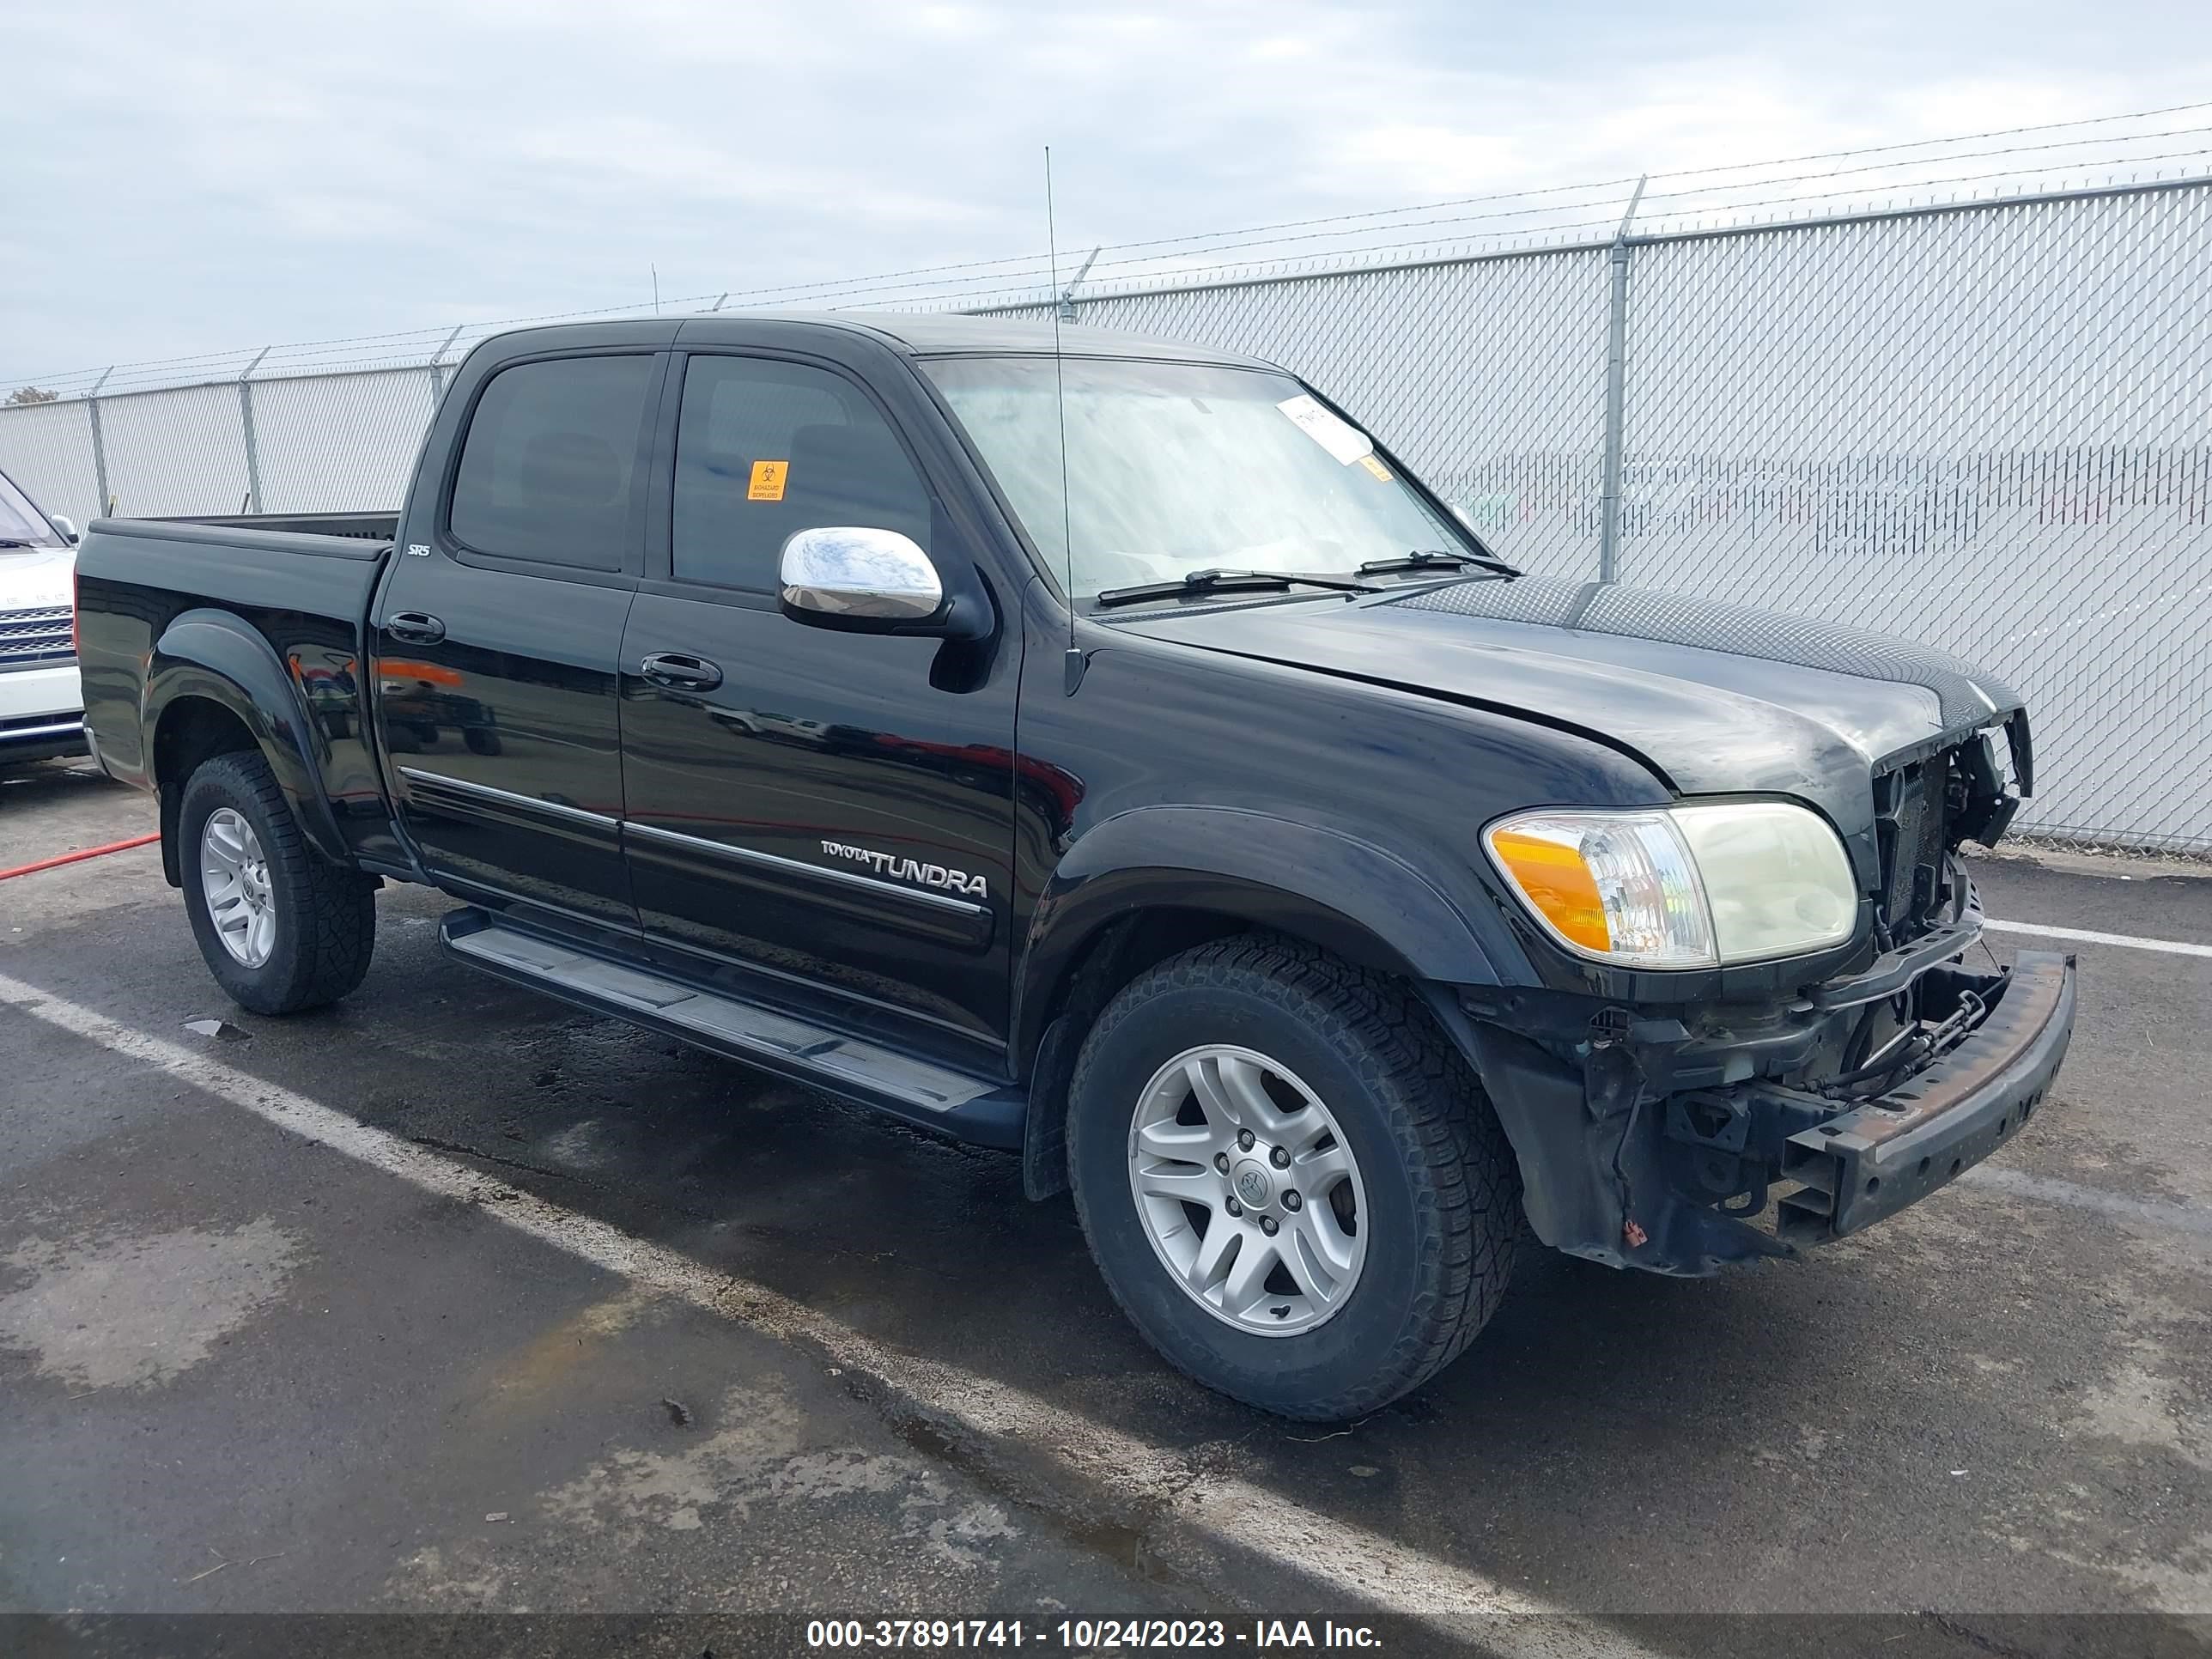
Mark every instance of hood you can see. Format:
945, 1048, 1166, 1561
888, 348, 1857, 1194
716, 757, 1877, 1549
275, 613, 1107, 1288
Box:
1113, 574, 2023, 849
1, 545, 77, 612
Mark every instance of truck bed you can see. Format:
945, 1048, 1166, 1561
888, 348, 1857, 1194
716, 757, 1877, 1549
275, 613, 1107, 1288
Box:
79, 514, 390, 614
73, 515, 399, 866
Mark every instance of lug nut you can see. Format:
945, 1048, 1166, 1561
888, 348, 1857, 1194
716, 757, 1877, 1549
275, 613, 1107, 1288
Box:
1224, 1196, 1243, 1218
1282, 1190, 1302, 1212
1213, 1152, 1231, 1173
1270, 1146, 1290, 1169
1260, 1216, 1279, 1237
1237, 1129, 1255, 1152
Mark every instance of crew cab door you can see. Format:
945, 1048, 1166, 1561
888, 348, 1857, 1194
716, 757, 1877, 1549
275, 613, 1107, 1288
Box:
617, 347, 1020, 1050
374, 343, 668, 929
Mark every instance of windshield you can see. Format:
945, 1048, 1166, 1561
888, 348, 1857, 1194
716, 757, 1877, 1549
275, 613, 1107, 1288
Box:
0, 468, 63, 548
924, 355, 1474, 599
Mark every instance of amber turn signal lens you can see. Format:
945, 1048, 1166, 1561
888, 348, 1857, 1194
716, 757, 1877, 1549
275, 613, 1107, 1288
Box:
1486, 827, 1611, 954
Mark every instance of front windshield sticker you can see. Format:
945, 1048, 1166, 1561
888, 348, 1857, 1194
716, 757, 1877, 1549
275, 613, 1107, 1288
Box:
1275, 393, 1373, 465
1357, 453, 1393, 483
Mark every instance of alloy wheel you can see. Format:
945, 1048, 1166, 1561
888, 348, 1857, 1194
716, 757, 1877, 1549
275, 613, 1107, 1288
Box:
200, 806, 277, 968
1126, 1043, 1369, 1337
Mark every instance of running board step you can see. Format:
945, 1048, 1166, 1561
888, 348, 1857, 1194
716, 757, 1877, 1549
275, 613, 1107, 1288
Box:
439, 908, 1024, 1149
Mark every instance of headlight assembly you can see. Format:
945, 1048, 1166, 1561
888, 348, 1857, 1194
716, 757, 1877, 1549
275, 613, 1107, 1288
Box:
1484, 802, 1858, 969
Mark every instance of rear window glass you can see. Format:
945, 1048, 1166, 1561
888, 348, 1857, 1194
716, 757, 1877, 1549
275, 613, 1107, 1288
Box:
450, 356, 654, 569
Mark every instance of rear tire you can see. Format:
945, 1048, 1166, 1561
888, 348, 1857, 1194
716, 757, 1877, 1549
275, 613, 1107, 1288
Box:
1067, 933, 1520, 1420
179, 750, 376, 1015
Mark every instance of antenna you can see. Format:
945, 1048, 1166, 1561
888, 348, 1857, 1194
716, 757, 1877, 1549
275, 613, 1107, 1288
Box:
1046, 147, 1084, 694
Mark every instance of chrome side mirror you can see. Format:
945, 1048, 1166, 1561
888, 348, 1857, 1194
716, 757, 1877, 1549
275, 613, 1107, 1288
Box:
50, 514, 78, 544
779, 526, 945, 626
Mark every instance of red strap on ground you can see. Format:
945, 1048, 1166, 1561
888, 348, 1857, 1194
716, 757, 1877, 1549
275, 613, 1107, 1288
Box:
0, 832, 161, 882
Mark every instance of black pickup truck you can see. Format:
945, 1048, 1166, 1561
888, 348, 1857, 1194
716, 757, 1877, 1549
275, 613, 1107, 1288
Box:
76, 313, 2075, 1419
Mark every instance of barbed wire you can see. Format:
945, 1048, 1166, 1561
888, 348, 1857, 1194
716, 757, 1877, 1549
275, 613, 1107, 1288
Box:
8, 98, 2212, 398
770, 142, 2212, 313
878, 149, 2212, 314
728, 112, 2212, 310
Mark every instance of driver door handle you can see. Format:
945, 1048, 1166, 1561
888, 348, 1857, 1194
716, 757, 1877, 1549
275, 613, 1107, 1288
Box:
640, 651, 723, 691
386, 611, 446, 645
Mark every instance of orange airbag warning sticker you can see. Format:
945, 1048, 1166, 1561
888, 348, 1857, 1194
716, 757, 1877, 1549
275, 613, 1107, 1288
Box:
748, 460, 788, 501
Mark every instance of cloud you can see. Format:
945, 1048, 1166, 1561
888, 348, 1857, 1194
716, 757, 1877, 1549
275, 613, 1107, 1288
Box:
3, 0, 2208, 378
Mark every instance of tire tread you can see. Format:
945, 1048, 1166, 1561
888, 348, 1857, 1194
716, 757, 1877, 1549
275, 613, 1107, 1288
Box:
181, 750, 375, 1014
1069, 932, 1519, 1419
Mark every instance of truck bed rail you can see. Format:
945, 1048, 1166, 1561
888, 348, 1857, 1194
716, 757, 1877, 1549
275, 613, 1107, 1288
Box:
148, 512, 399, 542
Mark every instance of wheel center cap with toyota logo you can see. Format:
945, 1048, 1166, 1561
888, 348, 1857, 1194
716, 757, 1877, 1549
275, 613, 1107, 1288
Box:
1232, 1160, 1274, 1209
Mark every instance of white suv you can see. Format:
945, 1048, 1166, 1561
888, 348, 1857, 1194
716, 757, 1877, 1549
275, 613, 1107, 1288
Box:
0, 465, 83, 768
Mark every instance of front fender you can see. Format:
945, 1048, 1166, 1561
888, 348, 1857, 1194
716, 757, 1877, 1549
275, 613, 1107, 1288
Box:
144, 610, 351, 867
1012, 805, 1525, 1066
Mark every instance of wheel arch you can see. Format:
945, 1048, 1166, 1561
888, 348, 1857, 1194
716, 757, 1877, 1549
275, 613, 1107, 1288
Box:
1014, 806, 1510, 1066
145, 611, 350, 883
1011, 806, 1519, 1200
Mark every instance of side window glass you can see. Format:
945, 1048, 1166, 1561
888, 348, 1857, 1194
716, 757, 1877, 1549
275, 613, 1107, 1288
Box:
449, 355, 654, 570
673, 356, 930, 591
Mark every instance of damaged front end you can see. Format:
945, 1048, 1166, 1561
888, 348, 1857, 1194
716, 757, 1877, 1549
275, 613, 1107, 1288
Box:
1453, 725, 2077, 1275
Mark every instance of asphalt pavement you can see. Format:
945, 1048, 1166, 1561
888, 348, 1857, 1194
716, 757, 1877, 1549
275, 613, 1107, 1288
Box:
3, 755, 2209, 1657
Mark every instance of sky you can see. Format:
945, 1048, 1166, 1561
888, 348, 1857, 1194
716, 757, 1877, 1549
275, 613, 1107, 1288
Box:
4, 0, 2210, 388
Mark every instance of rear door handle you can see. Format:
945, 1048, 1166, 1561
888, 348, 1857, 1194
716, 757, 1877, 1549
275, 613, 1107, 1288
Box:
386, 611, 446, 645
640, 651, 723, 691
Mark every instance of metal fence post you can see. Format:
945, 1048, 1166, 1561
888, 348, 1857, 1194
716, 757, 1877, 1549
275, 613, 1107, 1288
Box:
86, 367, 113, 516
1597, 176, 1647, 584
237, 346, 272, 513
1058, 246, 1100, 322
428, 324, 467, 402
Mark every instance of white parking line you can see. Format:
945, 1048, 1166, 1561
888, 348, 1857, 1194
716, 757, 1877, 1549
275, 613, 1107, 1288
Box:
1986, 918, 2212, 958
0, 970, 1657, 1653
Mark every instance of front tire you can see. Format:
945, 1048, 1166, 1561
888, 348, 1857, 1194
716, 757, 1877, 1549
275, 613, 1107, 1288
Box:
1067, 934, 1521, 1420
179, 750, 376, 1015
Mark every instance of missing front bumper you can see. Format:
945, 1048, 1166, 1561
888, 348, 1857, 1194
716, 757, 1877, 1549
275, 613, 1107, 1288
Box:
1772, 951, 2075, 1243
1454, 947, 2078, 1276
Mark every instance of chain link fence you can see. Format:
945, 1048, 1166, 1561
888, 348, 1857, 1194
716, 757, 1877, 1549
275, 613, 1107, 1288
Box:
1609, 184, 2212, 855
4, 180, 2206, 852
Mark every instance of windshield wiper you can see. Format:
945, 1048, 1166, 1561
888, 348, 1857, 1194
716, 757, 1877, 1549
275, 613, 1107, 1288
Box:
1094, 568, 1382, 608
1357, 549, 1522, 579
0, 539, 40, 550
